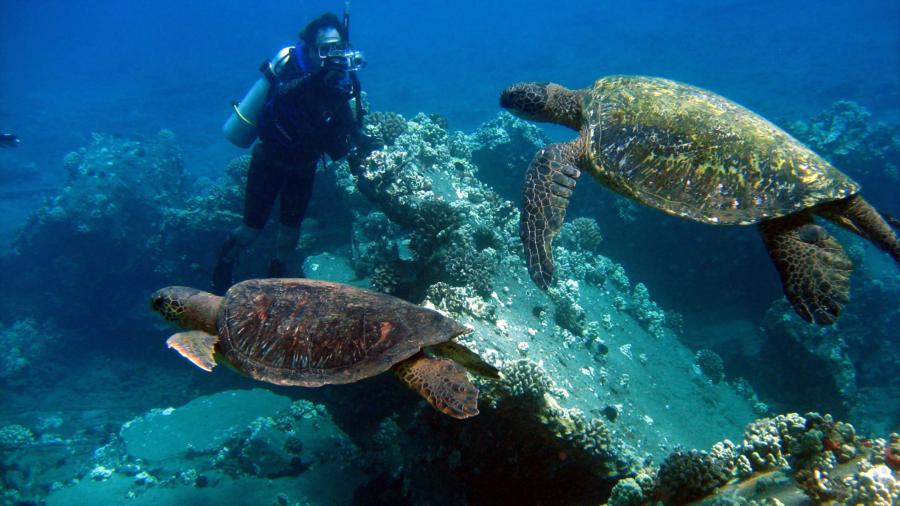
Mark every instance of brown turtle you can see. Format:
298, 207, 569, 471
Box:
150, 278, 499, 419
500, 75, 900, 324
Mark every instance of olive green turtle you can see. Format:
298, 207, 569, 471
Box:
500, 75, 899, 324
150, 278, 499, 419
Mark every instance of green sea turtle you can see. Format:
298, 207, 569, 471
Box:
500, 75, 899, 324
150, 278, 499, 419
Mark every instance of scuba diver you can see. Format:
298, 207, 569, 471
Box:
0, 133, 20, 148
214, 10, 378, 295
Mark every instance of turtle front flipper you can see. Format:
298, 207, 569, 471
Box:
393, 353, 479, 419
520, 142, 582, 289
759, 214, 853, 325
427, 341, 501, 379
167, 330, 219, 372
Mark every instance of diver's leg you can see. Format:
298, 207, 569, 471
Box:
815, 195, 900, 262
273, 160, 317, 277
758, 212, 853, 325
213, 143, 279, 293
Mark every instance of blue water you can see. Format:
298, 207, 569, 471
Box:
1, 1, 898, 504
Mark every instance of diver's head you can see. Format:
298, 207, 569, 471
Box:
500, 82, 583, 130
300, 13, 345, 65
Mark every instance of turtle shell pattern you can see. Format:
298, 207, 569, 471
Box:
216, 279, 470, 387
582, 76, 859, 225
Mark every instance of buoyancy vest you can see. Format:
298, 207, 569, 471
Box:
258, 44, 355, 162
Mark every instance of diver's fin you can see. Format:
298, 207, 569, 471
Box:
393, 353, 479, 419
427, 341, 500, 379
879, 211, 900, 231
166, 331, 219, 372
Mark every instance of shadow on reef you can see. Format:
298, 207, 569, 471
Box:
341, 360, 636, 506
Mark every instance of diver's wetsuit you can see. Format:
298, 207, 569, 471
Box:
246, 47, 357, 230
212, 43, 366, 294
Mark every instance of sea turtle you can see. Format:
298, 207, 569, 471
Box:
500, 75, 899, 324
150, 278, 499, 419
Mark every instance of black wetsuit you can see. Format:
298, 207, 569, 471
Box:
245, 51, 357, 230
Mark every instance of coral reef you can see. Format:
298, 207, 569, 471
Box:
602, 412, 897, 505
0, 110, 784, 505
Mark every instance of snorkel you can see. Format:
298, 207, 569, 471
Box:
342, 1, 366, 125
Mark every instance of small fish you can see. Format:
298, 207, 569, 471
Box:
0, 133, 20, 148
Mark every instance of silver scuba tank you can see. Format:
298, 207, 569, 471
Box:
222, 47, 294, 148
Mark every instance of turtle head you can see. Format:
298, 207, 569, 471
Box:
500, 82, 583, 131
150, 286, 220, 333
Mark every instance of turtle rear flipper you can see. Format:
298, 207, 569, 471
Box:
393, 353, 479, 419
520, 141, 582, 289
815, 195, 900, 263
759, 214, 853, 325
427, 341, 500, 379
167, 331, 219, 372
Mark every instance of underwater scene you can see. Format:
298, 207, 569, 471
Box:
0, 0, 898, 504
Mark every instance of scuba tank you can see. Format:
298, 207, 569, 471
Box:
222, 48, 293, 148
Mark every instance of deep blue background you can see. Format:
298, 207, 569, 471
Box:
1, 0, 898, 179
